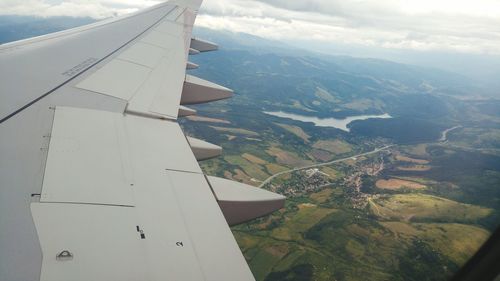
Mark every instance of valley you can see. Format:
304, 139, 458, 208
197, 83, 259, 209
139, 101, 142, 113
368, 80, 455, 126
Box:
180, 29, 500, 281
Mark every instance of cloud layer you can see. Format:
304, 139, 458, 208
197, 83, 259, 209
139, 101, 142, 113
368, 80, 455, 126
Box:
196, 0, 500, 55
1, 0, 499, 55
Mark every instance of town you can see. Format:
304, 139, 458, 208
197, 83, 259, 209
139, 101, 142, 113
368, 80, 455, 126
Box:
265, 151, 389, 209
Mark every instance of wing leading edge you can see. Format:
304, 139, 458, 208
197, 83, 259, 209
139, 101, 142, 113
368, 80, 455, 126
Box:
0, 1, 285, 280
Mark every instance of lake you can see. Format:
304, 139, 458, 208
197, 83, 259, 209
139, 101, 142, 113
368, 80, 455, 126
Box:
264, 111, 392, 132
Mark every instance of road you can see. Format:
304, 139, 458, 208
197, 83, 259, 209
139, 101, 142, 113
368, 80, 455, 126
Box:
259, 145, 394, 187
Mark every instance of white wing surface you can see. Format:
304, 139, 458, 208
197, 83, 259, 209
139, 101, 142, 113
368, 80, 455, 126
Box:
0, 1, 285, 280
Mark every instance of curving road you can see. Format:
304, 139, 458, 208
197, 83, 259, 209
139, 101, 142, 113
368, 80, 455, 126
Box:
259, 145, 394, 187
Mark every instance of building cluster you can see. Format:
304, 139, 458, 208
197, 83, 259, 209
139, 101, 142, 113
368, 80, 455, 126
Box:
343, 156, 386, 209
267, 153, 388, 209
270, 169, 333, 197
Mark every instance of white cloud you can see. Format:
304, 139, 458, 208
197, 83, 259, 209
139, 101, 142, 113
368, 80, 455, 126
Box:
0, 0, 499, 55
196, 0, 500, 55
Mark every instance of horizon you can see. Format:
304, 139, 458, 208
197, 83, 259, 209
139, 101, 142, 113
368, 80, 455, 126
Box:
0, 0, 499, 85
1, 14, 500, 90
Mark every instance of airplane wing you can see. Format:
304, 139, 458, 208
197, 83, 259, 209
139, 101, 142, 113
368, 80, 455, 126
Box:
0, 1, 285, 281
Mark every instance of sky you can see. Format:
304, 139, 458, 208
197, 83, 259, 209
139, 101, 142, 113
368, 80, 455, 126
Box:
1, 0, 500, 81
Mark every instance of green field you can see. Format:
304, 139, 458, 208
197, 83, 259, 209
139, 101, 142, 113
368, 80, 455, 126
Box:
370, 193, 492, 223
187, 112, 499, 280
180, 41, 500, 281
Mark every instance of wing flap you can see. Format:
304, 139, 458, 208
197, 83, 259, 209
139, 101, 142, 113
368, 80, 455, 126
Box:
167, 171, 255, 281
41, 106, 203, 206
34, 106, 254, 280
126, 53, 176, 117
31, 203, 146, 281
132, 170, 206, 281
41, 107, 135, 206
147, 47, 186, 117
